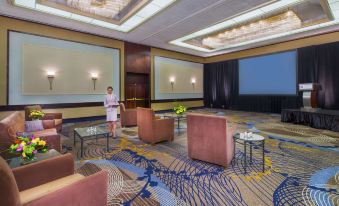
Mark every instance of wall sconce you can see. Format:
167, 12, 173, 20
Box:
46, 71, 55, 90
191, 78, 196, 91
91, 73, 98, 90
170, 77, 175, 91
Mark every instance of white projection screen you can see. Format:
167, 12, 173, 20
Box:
8, 31, 120, 105
154, 56, 203, 100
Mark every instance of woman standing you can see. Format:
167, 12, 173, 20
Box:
104, 86, 119, 138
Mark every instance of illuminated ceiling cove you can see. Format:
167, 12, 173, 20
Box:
10, 0, 176, 32
170, 0, 339, 53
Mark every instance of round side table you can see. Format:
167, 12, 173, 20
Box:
233, 133, 265, 174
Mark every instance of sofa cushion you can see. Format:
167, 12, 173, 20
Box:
20, 174, 85, 205
32, 128, 58, 137
25, 120, 44, 132
0, 156, 21, 206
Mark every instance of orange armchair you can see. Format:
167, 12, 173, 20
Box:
187, 113, 235, 167
137, 107, 174, 145
0, 153, 108, 206
120, 103, 137, 127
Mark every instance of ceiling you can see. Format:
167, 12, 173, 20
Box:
1, 0, 339, 57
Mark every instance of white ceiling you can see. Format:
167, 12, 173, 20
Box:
1, 0, 339, 57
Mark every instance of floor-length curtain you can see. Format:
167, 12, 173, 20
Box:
203, 60, 238, 109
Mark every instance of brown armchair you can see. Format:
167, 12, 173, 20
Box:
137, 107, 174, 145
0, 153, 108, 206
120, 103, 137, 127
25, 105, 62, 132
0, 112, 61, 159
187, 113, 236, 167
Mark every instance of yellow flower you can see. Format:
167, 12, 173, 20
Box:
32, 138, 40, 144
38, 140, 46, 146
21, 142, 26, 146
22, 152, 26, 157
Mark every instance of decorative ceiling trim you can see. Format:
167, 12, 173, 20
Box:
10, 0, 176, 32
170, 0, 339, 53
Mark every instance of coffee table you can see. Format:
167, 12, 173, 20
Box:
163, 114, 187, 134
73, 126, 110, 158
233, 133, 265, 174
7, 149, 61, 169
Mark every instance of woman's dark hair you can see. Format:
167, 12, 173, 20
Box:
107, 86, 113, 90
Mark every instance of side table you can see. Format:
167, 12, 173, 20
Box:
233, 133, 265, 174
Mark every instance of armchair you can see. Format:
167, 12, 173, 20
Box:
187, 113, 235, 167
0, 112, 61, 159
25, 105, 62, 132
0, 153, 108, 206
119, 103, 137, 127
137, 107, 174, 145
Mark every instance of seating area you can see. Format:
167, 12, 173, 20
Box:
0, 1, 339, 205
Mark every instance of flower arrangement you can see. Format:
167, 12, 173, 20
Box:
29, 110, 45, 120
10, 135, 48, 161
173, 105, 187, 115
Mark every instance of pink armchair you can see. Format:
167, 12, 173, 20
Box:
137, 107, 174, 145
25, 105, 63, 132
187, 113, 235, 167
0, 153, 108, 206
120, 103, 137, 127
0, 112, 61, 159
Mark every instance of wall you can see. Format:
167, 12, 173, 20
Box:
150, 48, 205, 111
0, 16, 204, 119
154, 56, 203, 99
0, 16, 125, 119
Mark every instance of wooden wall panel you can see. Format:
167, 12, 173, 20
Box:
125, 42, 151, 74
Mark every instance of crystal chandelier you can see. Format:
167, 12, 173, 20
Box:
202, 11, 302, 49
66, 0, 131, 18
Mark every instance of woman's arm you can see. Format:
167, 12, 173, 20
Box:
104, 96, 109, 108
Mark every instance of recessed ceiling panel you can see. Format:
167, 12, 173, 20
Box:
170, 0, 339, 53
10, 0, 176, 32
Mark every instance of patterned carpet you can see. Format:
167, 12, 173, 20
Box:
60, 109, 339, 206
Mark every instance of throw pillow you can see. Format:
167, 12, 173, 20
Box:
25, 120, 44, 132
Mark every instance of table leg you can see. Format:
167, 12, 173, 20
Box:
177, 118, 180, 134
262, 141, 265, 172
73, 131, 76, 146
106, 134, 109, 152
250, 143, 253, 164
80, 138, 83, 158
244, 141, 247, 174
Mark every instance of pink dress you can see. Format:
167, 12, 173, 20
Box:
104, 94, 119, 122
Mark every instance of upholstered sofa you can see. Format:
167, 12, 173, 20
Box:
119, 103, 137, 127
0, 112, 61, 158
137, 107, 174, 145
0, 153, 108, 206
187, 113, 236, 167
24, 105, 63, 132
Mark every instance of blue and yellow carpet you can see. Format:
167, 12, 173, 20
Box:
61, 109, 339, 206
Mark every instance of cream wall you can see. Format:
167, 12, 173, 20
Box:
0, 16, 125, 106
21, 43, 115, 95
151, 100, 204, 111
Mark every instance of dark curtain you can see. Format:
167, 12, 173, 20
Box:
298, 43, 339, 110
204, 42, 339, 113
204, 60, 238, 109
204, 60, 300, 113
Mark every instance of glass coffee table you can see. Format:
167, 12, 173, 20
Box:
7, 149, 61, 169
74, 126, 110, 158
233, 133, 265, 174
163, 114, 187, 134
